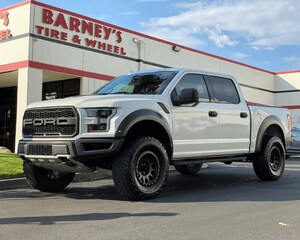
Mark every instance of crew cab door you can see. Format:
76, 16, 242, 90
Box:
171, 73, 219, 159
206, 75, 251, 154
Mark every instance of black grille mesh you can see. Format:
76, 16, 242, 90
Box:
23, 108, 78, 137
24, 108, 76, 119
28, 145, 52, 155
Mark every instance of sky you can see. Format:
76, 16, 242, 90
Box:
1, 0, 300, 73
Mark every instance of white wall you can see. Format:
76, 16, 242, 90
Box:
275, 72, 300, 128
0, 4, 31, 66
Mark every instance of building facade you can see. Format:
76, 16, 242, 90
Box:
0, 0, 299, 152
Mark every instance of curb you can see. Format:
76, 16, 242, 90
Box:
0, 178, 29, 191
0, 170, 111, 191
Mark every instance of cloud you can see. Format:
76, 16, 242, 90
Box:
122, 12, 139, 15
137, 0, 169, 2
142, 26, 205, 47
231, 52, 248, 59
251, 46, 275, 51
264, 47, 274, 51
141, 0, 300, 48
284, 56, 300, 69
206, 25, 239, 48
251, 46, 260, 51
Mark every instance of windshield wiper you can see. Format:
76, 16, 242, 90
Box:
109, 92, 132, 94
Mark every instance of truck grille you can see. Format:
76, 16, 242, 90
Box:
23, 107, 78, 137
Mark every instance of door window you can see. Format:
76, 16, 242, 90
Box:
209, 76, 240, 104
172, 74, 210, 104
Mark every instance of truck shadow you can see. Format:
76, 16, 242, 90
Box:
0, 212, 177, 225
2, 162, 300, 203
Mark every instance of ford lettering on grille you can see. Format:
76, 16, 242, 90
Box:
23, 118, 76, 126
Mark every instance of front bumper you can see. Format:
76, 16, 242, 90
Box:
18, 138, 123, 172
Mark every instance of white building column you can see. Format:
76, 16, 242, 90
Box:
15, 67, 43, 152
80, 77, 105, 95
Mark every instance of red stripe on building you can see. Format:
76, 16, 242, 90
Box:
277, 70, 300, 75
28, 61, 115, 81
282, 105, 300, 110
0, 60, 115, 81
246, 101, 269, 106
0, 60, 29, 71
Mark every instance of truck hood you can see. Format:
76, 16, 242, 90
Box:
27, 94, 156, 109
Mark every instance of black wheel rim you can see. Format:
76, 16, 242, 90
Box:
46, 170, 61, 179
135, 151, 160, 187
270, 146, 282, 172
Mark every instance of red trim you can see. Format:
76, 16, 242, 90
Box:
0, 60, 29, 71
28, 61, 114, 81
246, 101, 270, 107
247, 101, 300, 110
30, 1, 274, 75
0, 60, 114, 80
282, 105, 300, 110
0, 0, 31, 11
277, 70, 300, 75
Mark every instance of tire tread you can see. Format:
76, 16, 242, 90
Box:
23, 162, 75, 192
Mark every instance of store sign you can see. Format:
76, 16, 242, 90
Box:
0, 10, 12, 41
35, 8, 127, 55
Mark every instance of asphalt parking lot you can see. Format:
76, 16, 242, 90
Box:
1, 160, 300, 240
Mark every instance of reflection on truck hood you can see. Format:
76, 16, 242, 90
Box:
27, 94, 156, 109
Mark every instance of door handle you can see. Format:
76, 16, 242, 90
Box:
209, 111, 218, 117
240, 112, 248, 118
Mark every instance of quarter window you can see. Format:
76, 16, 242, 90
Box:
209, 76, 240, 104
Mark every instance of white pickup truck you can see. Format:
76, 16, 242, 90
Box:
18, 68, 292, 200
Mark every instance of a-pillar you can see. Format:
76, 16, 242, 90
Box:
15, 67, 43, 152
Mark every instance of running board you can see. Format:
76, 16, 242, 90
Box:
171, 156, 247, 166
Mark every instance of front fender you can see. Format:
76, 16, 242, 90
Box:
115, 109, 172, 140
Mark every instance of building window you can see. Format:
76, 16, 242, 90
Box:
0, 87, 17, 151
43, 78, 80, 100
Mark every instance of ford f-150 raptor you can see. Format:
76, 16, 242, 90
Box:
18, 68, 292, 200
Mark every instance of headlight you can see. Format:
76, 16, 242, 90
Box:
85, 108, 116, 132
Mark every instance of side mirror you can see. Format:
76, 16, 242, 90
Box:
173, 88, 199, 106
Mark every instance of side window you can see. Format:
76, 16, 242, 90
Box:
209, 76, 240, 104
173, 74, 210, 102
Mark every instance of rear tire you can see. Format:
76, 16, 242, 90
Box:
175, 163, 203, 175
23, 162, 75, 192
253, 136, 285, 181
112, 136, 169, 201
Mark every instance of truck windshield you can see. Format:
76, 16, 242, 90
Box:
95, 71, 178, 95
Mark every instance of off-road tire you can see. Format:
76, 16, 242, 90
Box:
23, 162, 75, 192
112, 136, 169, 201
175, 163, 203, 175
253, 136, 285, 181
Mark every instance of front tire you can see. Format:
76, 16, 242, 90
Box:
175, 163, 203, 175
253, 136, 285, 181
23, 162, 75, 192
112, 136, 169, 200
